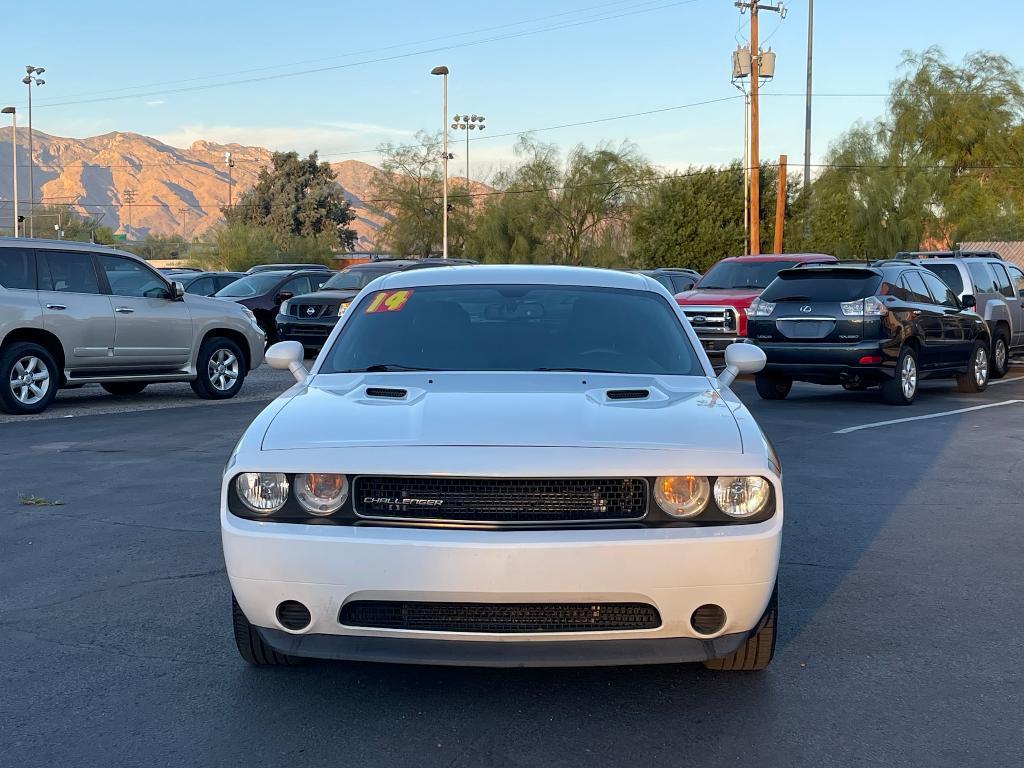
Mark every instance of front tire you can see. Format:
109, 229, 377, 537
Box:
191, 337, 247, 400
990, 333, 1009, 379
101, 382, 148, 396
882, 346, 918, 405
704, 584, 777, 671
232, 595, 304, 666
755, 373, 792, 400
0, 342, 59, 416
956, 340, 990, 393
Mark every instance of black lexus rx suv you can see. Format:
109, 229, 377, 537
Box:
747, 262, 991, 405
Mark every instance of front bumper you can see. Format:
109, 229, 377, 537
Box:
275, 313, 339, 349
223, 516, 780, 665
758, 340, 899, 382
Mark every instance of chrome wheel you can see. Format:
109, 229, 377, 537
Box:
975, 346, 989, 387
9, 355, 50, 405
901, 354, 917, 400
994, 338, 1007, 372
208, 348, 239, 392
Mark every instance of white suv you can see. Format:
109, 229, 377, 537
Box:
222, 265, 781, 670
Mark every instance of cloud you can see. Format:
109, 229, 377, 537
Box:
153, 121, 417, 156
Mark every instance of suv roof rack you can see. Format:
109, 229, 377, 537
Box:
873, 259, 919, 267
896, 250, 1002, 261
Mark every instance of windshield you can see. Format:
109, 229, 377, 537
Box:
321, 284, 702, 375
760, 272, 882, 302
698, 260, 803, 290
322, 268, 392, 291
215, 272, 287, 297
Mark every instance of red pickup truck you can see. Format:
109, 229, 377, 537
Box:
675, 253, 838, 355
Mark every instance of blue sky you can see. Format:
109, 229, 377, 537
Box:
3, 0, 1021, 178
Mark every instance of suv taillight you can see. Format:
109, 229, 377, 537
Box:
841, 296, 887, 316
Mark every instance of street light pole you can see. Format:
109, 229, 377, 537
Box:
451, 113, 486, 182
431, 66, 450, 259
1, 107, 16, 237
22, 66, 45, 239
803, 0, 814, 236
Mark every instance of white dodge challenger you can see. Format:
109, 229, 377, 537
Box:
222, 265, 781, 669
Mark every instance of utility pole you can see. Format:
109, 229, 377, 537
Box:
225, 151, 235, 209
803, 0, 814, 236
774, 154, 787, 254
735, 2, 785, 255
178, 206, 192, 240
123, 188, 136, 238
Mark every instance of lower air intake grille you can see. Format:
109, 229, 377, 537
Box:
353, 476, 648, 523
339, 601, 661, 633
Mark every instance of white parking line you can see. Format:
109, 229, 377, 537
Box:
834, 400, 1024, 434
990, 375, 1024, 386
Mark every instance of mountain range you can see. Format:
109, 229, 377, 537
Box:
0, 128, 464, 249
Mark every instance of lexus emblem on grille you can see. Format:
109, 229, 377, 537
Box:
305, 306, 316, 317
800, 305, 813, 313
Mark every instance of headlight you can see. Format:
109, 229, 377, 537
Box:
337, 302, 350, 317
280, 300, 291, 315
294, 473, 348, 515
235, 472, 289, 515
654, 475, 710, 518
713, 476, 771, 518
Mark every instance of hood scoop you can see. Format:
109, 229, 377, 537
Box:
606, 388, 650, 401
365, 386, 408, 399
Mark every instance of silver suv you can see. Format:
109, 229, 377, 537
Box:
0, 238, 266, 415
900, 250, 1024, 378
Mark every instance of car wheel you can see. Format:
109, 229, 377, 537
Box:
990, 333, 1009, 379
0, 342, 59, 416
882, 346, 918, 405
101, 382, 148, 396
755, 373, 792, 400
703, 583, 777, 671
190, 337, 247, 400
956, 340, 990, 394
232, 595, 304, 666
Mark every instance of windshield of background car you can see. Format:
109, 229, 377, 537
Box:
321, 284, 703, 375
922, 263, 964, 295
760, 271, 882, 302
322, 267, 393, 291
698, 260, 801, 289
215, 272, 288, 297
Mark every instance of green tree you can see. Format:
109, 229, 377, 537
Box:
30, 205, 116, 244
224, 151, 358, 251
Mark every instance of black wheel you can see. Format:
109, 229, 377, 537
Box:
232, 595, 304, 666
190, 336, 247, 400
101, 382, 148, 396
990, 333, 1009, 379
704, 584, 777, 671
755, 373, 792, 400
0, 342, 59, 416
882, 346, 918, 405
956, 340, 990, 393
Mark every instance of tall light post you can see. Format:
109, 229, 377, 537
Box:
430, 65, 450, 259
225, 151, 235, 209
1, 106, 17, 237
451, 114, 486, 182
22, 66, 45, 238
803, 0, 814, 236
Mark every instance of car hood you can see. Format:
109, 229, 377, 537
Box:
261, 373, 741, 453
290, 288, 359, 303
184, 293, 248, 314
676, 288, 762, 306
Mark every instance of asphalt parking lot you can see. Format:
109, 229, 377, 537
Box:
3, 365, 1023, 767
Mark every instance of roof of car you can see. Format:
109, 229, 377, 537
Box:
0, 236, 144, 259
898, 250, 1002, 260
716, 253, 837, 263
376, 264, 657, 291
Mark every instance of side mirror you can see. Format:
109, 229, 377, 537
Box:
265, 341, 308, 384
171, 281, 185, 300
961, 294, 976, 309
718, 342, 766, 388
274, 291, 294, 305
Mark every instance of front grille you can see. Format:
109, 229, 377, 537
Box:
682, 306, 737, 334
353, 476, 648, 523
339, 600, 661, 633
289, 303, 331, 318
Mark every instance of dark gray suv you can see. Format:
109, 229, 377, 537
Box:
0, 238, 266, 415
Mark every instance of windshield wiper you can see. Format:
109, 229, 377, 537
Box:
344, 364, 439, 372
533, 367, 621, 373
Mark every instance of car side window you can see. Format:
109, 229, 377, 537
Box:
991, 263, 1015, 299
671, 275, 695, 293
98, 255, 170, 299
38, 251, 102, 294
882, 279, 909, 301
312, 275, 330, 290
186, 277, 215, 295
280, 276, 312, 295
1007, 264, 1024, 298
900, 271, 932, 303
215, 275, 239, 291
0, 247, 36, 290
966, 262, 998, 294
919, 271, 960, 309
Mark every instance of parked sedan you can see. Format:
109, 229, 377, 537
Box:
748, 262, 991, 405
215, 269, 333, 343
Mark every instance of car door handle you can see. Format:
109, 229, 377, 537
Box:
114, 307, 135, 314
45, 304, 67, 310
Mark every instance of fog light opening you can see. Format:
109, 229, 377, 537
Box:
690, 604, 727, 635
276, 600, 312, 631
